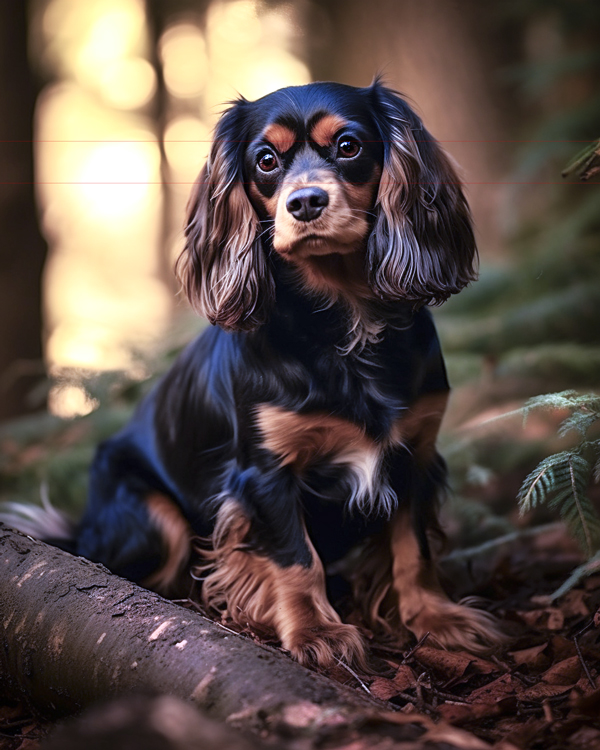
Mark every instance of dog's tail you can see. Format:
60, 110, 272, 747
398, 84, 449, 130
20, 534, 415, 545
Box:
0, 483, 76, 550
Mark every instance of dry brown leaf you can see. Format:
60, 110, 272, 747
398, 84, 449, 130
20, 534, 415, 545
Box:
550, 635, 577, 660
559, 589, 590, 619
414, 646, 474, 680
469, 674, 516, 704
508, 642, 549, 668
495, 717, 546, 750
517, 682, 572, 701
369, 677, 401, 702
437, 701, 501, 725
413, 646, 496, 682
394, 664, 417, 691
541, 655, 582, 686
571, 686, 600, 716
518, 608, 564, 630
372, 710, 492, 749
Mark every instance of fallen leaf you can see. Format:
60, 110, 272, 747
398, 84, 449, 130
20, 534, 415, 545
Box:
413, 646, 474, 680
469, 674, 516, 704
496, 717, 546, 750
572, 686, 600, 716
518, 608, 565, 630
508, 642, 549, 668
437, 701, 500, 725
559, 589, 589, 619
541, 656, 582, 686
550, 635, 577, 660
517, 682, 572, 701
369, 677, 401, 702
393, 664, 417, 691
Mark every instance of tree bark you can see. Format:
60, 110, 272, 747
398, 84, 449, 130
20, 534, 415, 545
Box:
0, 524, 494, 749
0, 524, 373, 721
0, 1, 48, 420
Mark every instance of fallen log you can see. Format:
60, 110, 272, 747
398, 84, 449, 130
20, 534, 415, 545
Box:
0, 523, 493, 749
0, 523, 372, 725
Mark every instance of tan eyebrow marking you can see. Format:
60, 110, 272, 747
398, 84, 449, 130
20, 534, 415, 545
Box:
263, 123, 296, 153
310, 114, 348, 147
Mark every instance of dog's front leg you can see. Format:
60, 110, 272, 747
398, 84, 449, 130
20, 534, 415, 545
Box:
198, 470, 364, 667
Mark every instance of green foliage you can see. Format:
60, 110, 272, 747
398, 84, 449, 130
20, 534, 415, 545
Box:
518, 391, 600, 557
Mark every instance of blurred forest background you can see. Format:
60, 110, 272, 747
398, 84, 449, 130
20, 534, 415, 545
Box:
1, 0, 600, 555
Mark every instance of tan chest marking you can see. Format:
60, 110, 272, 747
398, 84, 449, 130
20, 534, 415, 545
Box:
256, 404, 376, 472
255, 404, 394, 514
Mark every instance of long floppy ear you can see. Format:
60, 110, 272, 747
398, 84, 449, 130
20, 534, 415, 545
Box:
366, 83, 478, 306
176, 99, 274, 331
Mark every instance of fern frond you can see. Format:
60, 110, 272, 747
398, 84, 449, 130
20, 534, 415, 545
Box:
594, 451, 600, 484
518, 452, 600, 557
518, 451, 575, 513
558, 410, 600, 437
560, 456, 600, 557
523, 391, 600, 425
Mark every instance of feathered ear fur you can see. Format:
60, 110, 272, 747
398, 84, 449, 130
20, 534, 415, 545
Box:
367, 82, 478, 306
176, 99, 274, 331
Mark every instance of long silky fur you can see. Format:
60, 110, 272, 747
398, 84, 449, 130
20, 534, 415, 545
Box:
367, 82, 478, 306
194, 499, 365, 666
176, 101, 274, 332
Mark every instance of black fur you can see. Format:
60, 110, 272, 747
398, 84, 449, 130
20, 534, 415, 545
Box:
62, 81, 481, 658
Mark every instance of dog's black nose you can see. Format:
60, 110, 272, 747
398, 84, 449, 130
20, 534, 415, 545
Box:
286, 187, 329, 222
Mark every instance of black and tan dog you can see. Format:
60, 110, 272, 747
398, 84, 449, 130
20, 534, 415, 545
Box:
8, 80, 504, 667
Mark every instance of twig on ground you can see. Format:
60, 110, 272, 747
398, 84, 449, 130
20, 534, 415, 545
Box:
401, 632, 430, 663
334, 658, 372, 695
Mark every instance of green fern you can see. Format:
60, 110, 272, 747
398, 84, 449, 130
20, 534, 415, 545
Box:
518, 392, 600, 558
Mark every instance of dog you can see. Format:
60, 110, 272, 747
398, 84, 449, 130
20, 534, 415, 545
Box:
6, 80, 504, 667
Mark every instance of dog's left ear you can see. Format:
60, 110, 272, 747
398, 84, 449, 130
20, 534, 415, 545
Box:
367, 83, 478, 306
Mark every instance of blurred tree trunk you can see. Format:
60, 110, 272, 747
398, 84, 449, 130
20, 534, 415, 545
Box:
307, 0, 522, 259
0, 1, 47, 420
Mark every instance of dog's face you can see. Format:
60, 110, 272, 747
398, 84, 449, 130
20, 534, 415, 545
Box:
243, 85, 383, 261
178, 81, 477, 332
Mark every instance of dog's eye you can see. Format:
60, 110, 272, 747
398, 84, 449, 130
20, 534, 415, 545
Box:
257, 152, 278, 173
337, 138, 361, 158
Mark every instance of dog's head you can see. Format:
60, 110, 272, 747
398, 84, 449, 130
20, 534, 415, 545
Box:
178, 80, 477, 331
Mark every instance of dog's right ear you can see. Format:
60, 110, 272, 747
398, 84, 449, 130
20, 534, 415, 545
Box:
176, 99, 274, 332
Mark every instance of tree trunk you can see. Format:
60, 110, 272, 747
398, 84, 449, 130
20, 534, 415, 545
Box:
0, 1, 48, 420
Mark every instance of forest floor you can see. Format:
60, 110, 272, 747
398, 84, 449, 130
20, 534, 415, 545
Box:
1, 522, 599, 750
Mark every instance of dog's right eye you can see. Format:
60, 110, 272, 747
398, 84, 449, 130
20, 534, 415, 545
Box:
257, 152, 278, 173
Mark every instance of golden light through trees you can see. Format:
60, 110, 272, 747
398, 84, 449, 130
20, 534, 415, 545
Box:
35, 0, 310, 417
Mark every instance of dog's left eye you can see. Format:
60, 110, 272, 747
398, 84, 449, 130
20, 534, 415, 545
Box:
257, 151, 279, 173
337, 138, 361, 158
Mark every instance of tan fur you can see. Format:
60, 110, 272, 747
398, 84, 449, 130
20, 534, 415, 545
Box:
255, 404, 396, 514
273, 170, 369, 258
177, 131, 272, 332
263, 123, 296, 154
310, 114, 348, 147
390, 391, 449, 461
389, 512, 505, 652
195, 500, 365, 667
143, 494, 192, 595
256, 404, 373, 471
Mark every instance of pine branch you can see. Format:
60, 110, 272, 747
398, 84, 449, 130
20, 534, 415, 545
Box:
562, 138, 600, 181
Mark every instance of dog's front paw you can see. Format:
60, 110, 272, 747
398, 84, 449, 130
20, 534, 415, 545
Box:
282, 622, 365, 668
402, 592, 505, 654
